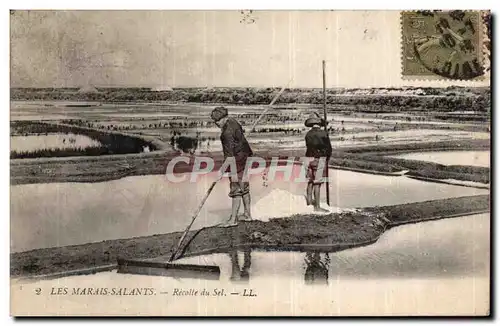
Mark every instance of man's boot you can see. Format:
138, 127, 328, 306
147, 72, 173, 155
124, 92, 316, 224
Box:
220, 197, 240, 227
240, 193, 252, 221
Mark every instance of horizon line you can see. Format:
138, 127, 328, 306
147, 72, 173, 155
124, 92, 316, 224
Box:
10, 85, 485, 89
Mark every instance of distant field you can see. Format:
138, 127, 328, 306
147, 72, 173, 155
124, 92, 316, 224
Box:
8, 85, 491, 170
9, 95, 491, 158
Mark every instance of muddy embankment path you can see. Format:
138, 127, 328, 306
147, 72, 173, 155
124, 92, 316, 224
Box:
11, 194, 490, 279
10, 138, 490, 185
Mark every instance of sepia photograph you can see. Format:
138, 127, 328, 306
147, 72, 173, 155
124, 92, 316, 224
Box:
9, 9, 491, 316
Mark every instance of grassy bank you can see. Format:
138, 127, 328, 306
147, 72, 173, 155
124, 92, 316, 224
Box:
10, 146, 110, 159
10, 121, 161, 157
10, 138, 490, 185
10, 194, 489, 278
9, 149, 404, 185
344, 139, 491, 155
329, 157, 402, 173
352, 153, 489, 183
339, 139, 491, 183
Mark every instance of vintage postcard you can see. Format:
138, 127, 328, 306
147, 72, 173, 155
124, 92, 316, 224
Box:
10, 10, 491, 316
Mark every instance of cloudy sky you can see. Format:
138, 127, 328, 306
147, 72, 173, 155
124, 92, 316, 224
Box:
10, 10, 489, 88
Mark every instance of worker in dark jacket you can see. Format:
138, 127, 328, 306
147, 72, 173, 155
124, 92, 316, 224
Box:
304, 113, 332, 212
211, 106, 253, 227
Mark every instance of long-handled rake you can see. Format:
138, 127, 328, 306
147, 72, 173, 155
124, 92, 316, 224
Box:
117, 174, 223, 279
117, 83, 292, 279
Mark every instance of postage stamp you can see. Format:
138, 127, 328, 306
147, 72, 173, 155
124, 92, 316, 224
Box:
401, 10, 490, 80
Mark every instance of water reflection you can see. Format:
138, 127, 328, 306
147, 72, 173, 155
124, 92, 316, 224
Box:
229, 249, 252, 283
164, 214, 488, 285
304, 252, 330, 285
11, 169, 487, 252
227, 248, 332, 285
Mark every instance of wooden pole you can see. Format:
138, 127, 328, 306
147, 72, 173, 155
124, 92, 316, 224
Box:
250, 78, 294, 132
170, 80, 294, 261
322, 60, 330, 206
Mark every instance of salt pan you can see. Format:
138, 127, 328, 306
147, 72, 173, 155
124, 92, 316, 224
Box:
251, 189, 352, 222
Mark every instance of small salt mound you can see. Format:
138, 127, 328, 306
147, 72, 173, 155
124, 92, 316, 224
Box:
252, 189, 346, 222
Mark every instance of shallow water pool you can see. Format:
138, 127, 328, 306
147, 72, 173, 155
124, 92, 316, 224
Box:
10, 164, 488, 252
11, 213, 490, 316
389, 151, 490, 167
10, 133, 101, 153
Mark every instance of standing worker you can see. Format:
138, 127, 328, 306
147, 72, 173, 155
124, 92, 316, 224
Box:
304, 113, 332, 213
210, 106, 254, 227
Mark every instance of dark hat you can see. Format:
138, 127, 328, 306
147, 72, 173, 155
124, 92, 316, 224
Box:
210, 106, 228, 122
305, 112, 327, 127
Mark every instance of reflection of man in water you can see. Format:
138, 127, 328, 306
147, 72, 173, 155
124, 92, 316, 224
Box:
229, 249, 252, 283
304, 252, 329, 285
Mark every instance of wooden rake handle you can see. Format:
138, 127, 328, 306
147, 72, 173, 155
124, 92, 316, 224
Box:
169, 174, 223, 262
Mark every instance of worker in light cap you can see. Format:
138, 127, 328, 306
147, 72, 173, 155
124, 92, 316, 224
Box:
304, 112, 332, 213
210, 106, 254, 227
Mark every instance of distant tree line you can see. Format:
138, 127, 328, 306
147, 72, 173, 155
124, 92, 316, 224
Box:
10, 87, 491, 112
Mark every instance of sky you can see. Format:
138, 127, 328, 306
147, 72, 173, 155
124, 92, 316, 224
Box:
10, 10, 490, 88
